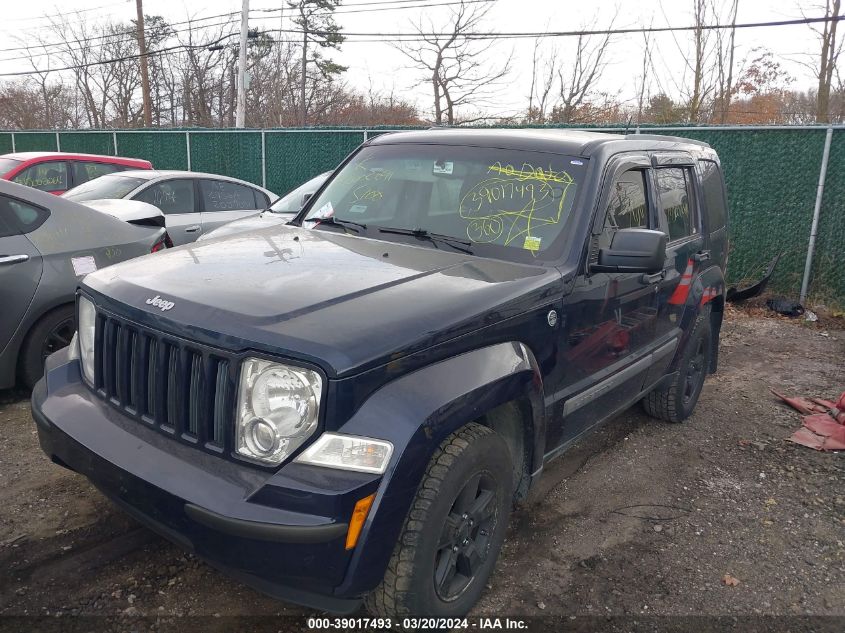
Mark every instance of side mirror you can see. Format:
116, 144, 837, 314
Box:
590, 228, 667, 274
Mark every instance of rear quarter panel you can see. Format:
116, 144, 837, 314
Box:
2, 199, 164, 383
26, 203, 163, 306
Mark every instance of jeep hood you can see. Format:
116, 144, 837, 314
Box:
197, 210, 292, 242
83, 225, 562, 377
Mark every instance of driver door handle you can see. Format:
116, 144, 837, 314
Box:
185, 225, 201, 233
693, 250, 711, 262
0, 254, 30, 266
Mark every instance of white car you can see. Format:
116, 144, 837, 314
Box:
64, 170, 278, 245
198, 171, 331, 242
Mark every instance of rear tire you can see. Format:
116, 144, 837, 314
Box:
643, 307, 712, 423
365, 422, 513, 617
19, 305, 75, 389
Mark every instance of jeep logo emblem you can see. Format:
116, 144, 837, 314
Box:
145, 295, 175, 311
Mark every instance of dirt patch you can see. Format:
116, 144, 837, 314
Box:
0, 311, 843, 619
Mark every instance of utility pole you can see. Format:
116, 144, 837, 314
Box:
236, 0, 249, 128
136, 0, 152, 127
300, 24, 308, 126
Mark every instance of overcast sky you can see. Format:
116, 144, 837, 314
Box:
0, 0, 827, 120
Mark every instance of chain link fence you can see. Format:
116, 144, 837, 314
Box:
1, 125, 842, 304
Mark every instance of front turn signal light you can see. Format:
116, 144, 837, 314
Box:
345, 493, 376, 550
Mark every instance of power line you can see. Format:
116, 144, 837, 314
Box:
0, 12, 240, 55
0, 32, 238, 78
1, 12, 842, 77
0, 1, 132, 24
0, 0, 482, 62
0, 19, 240, 66
252, 0, 494, 15
269, 14, 845, 40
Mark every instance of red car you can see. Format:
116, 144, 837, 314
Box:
0, 152, 153, 195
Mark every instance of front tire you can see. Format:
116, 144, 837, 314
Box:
643, 307, 712, 423
365, 422, 513, 617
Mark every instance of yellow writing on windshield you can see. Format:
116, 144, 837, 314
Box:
459, 162, 574, 254
486, 162, 571, 184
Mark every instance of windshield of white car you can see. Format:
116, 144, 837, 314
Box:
63, 175, 147, 202
269, 172, 329, 214
302, 144, 586, 263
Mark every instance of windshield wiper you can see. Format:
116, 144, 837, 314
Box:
308, 216, 367, 232
377, 227, 474, 254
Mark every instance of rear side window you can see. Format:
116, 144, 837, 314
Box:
64, 174, 147, 202
135, 179, 196, 215
0, 195, 49, 236
656, 167, 698, 242
200, 179, 262, 212
699, 159, 727, 230
13, 161, 68, 192
72, 161, 122, 186
253, 189, 270, 209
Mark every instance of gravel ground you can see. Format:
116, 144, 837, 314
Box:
0, 309, 843, 624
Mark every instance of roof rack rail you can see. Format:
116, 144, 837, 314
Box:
625, 133, 710, 148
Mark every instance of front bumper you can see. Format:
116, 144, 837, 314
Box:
31, 351, 380, 613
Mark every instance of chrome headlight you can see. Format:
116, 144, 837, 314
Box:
235, 358, 322, 465
77, 296, 96, 384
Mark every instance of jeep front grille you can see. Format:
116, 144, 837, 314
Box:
93, 312, 233, 453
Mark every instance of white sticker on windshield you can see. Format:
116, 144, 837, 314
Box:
71, 256, 97, 276
349, 204, 368, 214
313, 201, 334, 219
433, 160, 453, 175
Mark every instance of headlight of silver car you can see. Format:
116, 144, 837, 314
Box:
77, 296, 96, 385
235, 358, 323, 465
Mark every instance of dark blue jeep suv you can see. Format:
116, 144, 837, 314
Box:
32, 129, 728, 616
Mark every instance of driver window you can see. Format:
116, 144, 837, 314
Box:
598, 169, 649, 250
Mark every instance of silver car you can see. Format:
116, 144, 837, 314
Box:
197, 171, 331, 242
64, 170, 278, 245
0, 179, 168, 389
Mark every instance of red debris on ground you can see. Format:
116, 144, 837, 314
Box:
772, 389, 845, 451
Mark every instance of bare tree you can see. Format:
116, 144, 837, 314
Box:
524, 12, 616, 124
554, 25, 615, 123
713, 0, 739, 122
398, 0, 510, 125
809, 0, 843, 122
527, 42, 558, 124
636, 29, 654, 124
657, 0, 723, 122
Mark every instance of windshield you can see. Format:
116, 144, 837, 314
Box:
270, 172, 330, 214
303, 144, 586, 262
0, 158, 22, 176
63, 174, 147, 202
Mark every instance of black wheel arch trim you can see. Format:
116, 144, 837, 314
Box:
183, 503, 348, 543
332, 340, 545, 598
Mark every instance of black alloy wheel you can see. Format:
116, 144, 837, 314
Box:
434, 472, 499, 601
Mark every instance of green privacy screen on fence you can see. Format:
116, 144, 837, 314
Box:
0, 125, 842, 304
